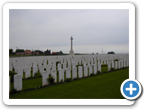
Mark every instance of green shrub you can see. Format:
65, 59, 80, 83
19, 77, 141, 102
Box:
97, 71, 101, 74
60, 79, 64, 83
90, 73, 96, 76
111, 68, 114, 71
34, 72, 41, 78
73, 78, 79, 81
114, 59, 119, 61
47, 75, 55, 85
10, 88, 17, 94
65, 78, 72, 82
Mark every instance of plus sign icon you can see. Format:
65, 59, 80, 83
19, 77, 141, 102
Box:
121, 79, 142, 100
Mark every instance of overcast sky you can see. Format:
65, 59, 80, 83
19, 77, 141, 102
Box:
9, 9, 129, 54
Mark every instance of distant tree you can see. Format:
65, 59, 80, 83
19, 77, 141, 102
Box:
15, 49, 24, 53
9, 49, 13, 55
34, 50, 44, 54
107, 51, 115, 54
59, 51, 63, 54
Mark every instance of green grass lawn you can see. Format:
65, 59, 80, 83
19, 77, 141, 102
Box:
9, 68, 129, 99
10, 66, 108, 89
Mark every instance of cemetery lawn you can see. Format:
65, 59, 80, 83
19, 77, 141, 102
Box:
10, 68, 128, 99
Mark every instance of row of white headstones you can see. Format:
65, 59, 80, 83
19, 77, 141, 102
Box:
9, 54, 129, 91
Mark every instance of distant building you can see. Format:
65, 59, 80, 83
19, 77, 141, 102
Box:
16, 49, 32, 55
52, 51, 63, 55
24, 50, 32, 55
32, 51, 39, 55
44, 49, 51, 55
52, 52, 57, 55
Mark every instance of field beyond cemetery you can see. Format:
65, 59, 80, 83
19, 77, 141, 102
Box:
10, 68, 128, 99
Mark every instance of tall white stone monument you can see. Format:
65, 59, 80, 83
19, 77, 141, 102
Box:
69, 36, 74, 55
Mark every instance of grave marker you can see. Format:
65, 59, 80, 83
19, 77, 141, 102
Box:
78, 66, 83, 78
66, 68, 71, 79
115, 61, 118, 70
51, 70, 57, 83
42, 71, 48, 86
59, 69, 64, 82
93, 64, 97, 74
84, 66, 88, 77
33, 66, 38, 77
98, 63, 101, 73
25, 66, 31, 78
14, 74, 22, 91
72, 67, 77, 79
88, 65, 92, 76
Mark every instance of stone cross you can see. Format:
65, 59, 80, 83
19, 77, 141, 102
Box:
70, 36, 73, 51
69, 36, 74, 55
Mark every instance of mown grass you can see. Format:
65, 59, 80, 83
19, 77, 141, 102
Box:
9, 68, 129, 99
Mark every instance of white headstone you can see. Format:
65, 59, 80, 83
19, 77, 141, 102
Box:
78, 66, 82, 78
72, 67, 77, 79
72, 62, 75, 68
112, 61, 114, 69
84, 66, 88, 77
66, 68, 71, 79
121, 60, 123, 68
108, 62, 111, 71
98, 63, 101, 73
25, 66, 31, 78
46, 65, 51, 71
17, 68, 23, 76
115, 61, 117, 70
118, 61, 121, 69
83, 61, 86, 66
98, 59, 100, 64
39, 65, 44, 74
88, 65, 92, 76
42, 71, 48, 86
33, 66, 38, 77
57, 63, 61, 70
68, 62, 71, 70
52, 64, 56, 70
59, 69, 64, 82
124, 60, 126, 67
14, 74, 22, 91
51, 70, 57, 83
93, 64, 97, 74
63, 63, 66, 70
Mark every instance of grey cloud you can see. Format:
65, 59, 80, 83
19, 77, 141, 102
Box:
9, 9, 129, 53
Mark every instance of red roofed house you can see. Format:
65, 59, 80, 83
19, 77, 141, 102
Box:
24, 50, 32, 55
52, 52, 57, 55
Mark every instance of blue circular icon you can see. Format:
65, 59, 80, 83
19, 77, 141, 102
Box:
123, 81, 139, 97
121, 79, 142, 100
